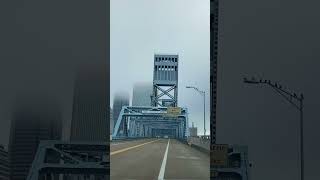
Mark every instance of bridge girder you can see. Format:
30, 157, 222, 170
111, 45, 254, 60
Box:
27, 141, 108, 180
112, 106, 189, 139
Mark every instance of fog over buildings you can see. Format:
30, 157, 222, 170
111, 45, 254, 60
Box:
132, 82, 153, 106
9, 96, 62, 180
110, 0, 210, 135
70, 63, 108, 142
112, 92, 130, 130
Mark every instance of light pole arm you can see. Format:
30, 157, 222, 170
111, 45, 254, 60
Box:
268, 83, 301, 110
243, 77, 303, 110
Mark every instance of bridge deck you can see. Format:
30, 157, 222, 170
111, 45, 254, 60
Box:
110, 138, 209, 180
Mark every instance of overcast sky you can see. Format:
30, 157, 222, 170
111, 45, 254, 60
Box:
110, 0, 210, 135
217, 0, 320, 179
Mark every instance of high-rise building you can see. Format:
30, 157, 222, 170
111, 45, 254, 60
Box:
189, 122, 198, 137
9, 99, 62, 180
112, 92, 129, 128
132, 82, 153, 106
110, 107, 113, 134
210, 0, 219, 144
0, 145, 9, 180
70, 63, 108, 142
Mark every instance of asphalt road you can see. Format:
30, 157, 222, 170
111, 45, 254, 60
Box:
110, 138, 209, 180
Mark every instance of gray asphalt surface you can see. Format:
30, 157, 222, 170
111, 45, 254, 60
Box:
110, 138, 209, 180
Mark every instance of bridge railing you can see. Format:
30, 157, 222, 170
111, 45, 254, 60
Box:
187, 136, 210, 153
111, 136, 153, 142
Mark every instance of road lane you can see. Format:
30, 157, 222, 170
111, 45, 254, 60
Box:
165, 139, 210, 180
111, 139, 168, 180
110, 138, 209, 180
111, 139, 161, 155
111, 138, 158, 152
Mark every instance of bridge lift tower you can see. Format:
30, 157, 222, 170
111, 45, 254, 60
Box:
112, 54, 189, 139
152, 54, 179, 107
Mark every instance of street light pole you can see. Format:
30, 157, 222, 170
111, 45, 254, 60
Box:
243, 77, 304, 180
203, 92, 206, 136
300, 95, 304, 180
186, 86, 206, 136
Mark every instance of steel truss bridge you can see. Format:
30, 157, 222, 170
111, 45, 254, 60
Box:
112, 106, 189, 139
27, 141, 108, 180
112, 54, 189, 140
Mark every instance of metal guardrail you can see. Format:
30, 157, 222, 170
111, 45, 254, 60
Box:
111, 136, 152, 142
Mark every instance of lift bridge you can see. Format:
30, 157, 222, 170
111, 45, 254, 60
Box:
112, 54, 189, 139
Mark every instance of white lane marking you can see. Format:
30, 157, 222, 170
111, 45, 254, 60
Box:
158, 139, 170, 180
110, 142, 128, 146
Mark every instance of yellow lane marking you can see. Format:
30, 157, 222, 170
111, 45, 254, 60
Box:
110, 139, 161, 156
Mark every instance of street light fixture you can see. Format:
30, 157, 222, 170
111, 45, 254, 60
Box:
243, 76, 304, 180
186, 86, 206, 136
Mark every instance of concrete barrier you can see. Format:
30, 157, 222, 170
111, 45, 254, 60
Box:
187, 136, 210, 154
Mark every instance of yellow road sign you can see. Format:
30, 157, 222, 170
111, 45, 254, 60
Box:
211, 144, 228, 166
166, 107, 181, 116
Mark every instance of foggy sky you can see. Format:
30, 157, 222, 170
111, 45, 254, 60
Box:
218, 0, 320, 179
110, 0, 210, 135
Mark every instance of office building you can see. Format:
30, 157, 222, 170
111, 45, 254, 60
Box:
9, 99, 62, 180
0, 145, 9, 180
70, 63, 108, 142
132, 82, 153, 106
189, 122, 198, 137
110, 107, 113, 134
112, 92, 129, 128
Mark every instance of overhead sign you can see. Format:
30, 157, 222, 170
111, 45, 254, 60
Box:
211, 144, 228, 166
166, 107, 181, 117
